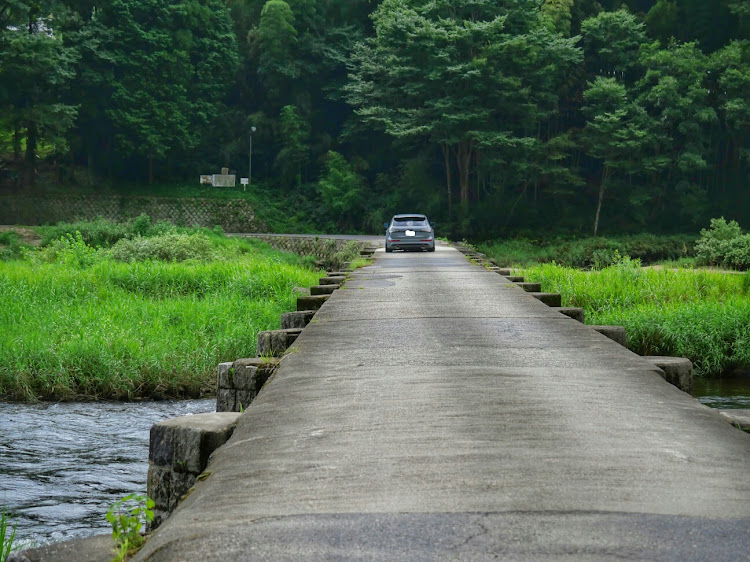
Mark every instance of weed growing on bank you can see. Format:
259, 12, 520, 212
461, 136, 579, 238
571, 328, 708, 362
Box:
522, 259, 749, 377
478, 234, 695, 268
0, 228, 320, 401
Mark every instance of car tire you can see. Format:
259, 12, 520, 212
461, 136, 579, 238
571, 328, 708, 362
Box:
427, 245, 435, 252
385, 245, 393, 253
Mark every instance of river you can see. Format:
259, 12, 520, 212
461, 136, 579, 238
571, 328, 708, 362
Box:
1, 368, 748, 549
0, 398, 214, 548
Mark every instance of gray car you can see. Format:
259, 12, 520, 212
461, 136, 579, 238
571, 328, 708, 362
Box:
384, 214, 435, 252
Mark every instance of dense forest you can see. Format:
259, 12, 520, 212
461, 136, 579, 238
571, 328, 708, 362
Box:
2, 0, 750, 238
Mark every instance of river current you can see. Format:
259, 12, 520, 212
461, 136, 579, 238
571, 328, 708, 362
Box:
1, 369, 749, 548
0, 398, 214, 547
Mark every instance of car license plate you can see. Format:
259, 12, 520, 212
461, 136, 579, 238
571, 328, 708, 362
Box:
405, 230, 416, 236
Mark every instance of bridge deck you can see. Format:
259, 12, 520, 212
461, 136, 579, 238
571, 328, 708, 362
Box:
136, 245, 750, 561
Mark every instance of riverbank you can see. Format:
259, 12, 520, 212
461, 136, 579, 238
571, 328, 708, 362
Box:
516, 260, 750, 378
0, 220, 322, 402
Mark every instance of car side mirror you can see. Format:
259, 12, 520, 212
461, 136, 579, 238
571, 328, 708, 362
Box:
384, 222, 389, 229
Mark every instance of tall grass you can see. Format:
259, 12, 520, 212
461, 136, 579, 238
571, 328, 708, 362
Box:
522, 260, 750, 377
0, 232, 320, 401
478, 234, 695, 268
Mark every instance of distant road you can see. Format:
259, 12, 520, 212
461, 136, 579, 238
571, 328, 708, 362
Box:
229, 232, 385, 245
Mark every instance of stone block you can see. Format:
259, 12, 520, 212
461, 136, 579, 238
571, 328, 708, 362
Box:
643, 356, 693, 393
233, 357, 279, 377
717, 409, 750, 431
217, 362, 234, 388
310, 284, 339, 295
320, 276, 346, 285
147, 464, 172, 512
257, 328, 303, 357
517, 282, 542, 293
237, 390, 256, 412
531, 292, 562, 307
281, 310, 316, 329
297, 295, 329, 311
170, 471, 196, 511
554, 307, 585, 323
149, 423, 175, 466
505, 275, 525, 283
150, 413, 241, 472
326, 271, 349, 277
231, 364, 257, 390
591, 325, 627, 347
492, 268, 512, 276
216, 388, 236, 413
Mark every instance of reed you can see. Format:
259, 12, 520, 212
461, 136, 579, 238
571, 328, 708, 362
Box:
0, 237, 320, 401
522, 261, 749, 377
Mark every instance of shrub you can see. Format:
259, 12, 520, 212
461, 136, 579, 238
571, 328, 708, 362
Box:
110, 232, 218, 263
27, 231, 103, 268
479, 234, 694, 268
695, 217, 750, 270
38, 217, 131, 248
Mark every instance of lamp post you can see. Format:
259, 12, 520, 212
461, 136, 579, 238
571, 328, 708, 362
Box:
248, 126, 256, 191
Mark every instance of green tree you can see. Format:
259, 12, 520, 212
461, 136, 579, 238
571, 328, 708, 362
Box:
251, 1, 298, 103
580, 77, 658, 235
0, 1, 78, 186
92, 0, 238, 183
348, 0, 581, 218
581, 8, 646, 80
276, 104, 310, 188
635, 41, 717, 225
317, 151, 364, 227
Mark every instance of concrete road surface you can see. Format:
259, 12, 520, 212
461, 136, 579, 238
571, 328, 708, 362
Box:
135, 244, 750, 561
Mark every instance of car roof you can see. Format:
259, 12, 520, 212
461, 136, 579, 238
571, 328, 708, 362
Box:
392, 214, 427, 219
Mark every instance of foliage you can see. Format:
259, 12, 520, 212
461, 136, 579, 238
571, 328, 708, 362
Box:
37, 215, 174, 248
106, 494, 154, 561
0, 222, 320, 401
0, 230, 25, 260
28, 231, 102, 268
479, 233, 694, 268
326, 240, 362, 271
316, 151, 364, 227
695, 217, 750, 269
109, 233, 218, 263
521, 261, 749, 377
3, 1, 750, 239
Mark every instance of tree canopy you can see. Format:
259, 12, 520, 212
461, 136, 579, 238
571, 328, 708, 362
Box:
2, 0, 750, 239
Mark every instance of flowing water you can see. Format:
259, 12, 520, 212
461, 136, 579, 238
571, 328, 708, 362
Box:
1, 369, 748, 550
0, 398, 215, 547
692, 368, 750, 409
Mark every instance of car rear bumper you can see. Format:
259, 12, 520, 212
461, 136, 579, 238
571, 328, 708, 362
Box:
386, 238, 435, 251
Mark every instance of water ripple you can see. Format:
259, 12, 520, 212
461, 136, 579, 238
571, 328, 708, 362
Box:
0, 399, 214, 546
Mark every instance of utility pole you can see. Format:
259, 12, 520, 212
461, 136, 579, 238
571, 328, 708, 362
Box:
248, 126, 256, 191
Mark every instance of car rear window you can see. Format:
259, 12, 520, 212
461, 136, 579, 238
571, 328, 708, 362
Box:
392, 216, 427, 226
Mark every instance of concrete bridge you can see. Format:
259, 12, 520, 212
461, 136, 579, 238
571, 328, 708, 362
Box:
126, 242, 750, 560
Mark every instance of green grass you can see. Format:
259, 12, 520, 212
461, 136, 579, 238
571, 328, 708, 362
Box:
0, 229, 321, 401
521, 260, 750, 378
478, 234, 695, 268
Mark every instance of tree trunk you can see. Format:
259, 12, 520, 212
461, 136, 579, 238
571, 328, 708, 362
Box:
24, 122, 37, 187
88, 149, 96, 186
441, 143, 453, 216
13, 125, 22, 161
456, 140, 473, 205
593, 166, 610, 236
